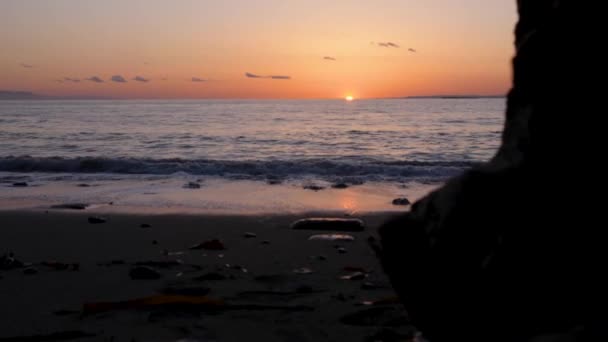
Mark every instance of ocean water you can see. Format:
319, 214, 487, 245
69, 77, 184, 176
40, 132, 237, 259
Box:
0, 99, 504, 184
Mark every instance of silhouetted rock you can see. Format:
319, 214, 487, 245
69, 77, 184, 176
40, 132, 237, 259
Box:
291, 218, 365, 231
376, 1, 595, 341
129, 266, 161, 280
391, 197, 410, 206
87, 216, 106, 224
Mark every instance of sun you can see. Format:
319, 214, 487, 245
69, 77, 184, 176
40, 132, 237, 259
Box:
345, 95, 354, 101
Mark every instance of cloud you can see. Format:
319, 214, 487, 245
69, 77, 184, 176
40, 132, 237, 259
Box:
377, 42, 400, 48
323, 56, 336, 61
191, 77, 207, 82
408, 48, 417, 53
20, 63, 34, 68
133, 76, 149, 83
64, 77, 81, 83
111, 75, 127, 83
246, 72, 291, 80
86, 76, 104, 83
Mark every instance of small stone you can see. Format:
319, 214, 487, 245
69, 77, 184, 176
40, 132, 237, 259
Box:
129, 266, 161, 280
87, 216, 106, 224
12, 182, 28, 187
23, 267, 38, 275
331, 183, 349, 189
391, 197, 411, 206
190, 239, 225, 251
183, 182, 201, 189
140, 223, 151, 228
338, 247, 347, 254
244, 232, 257, 238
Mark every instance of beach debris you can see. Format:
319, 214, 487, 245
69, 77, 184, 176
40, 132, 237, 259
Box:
12, 182, 28, 187
192, 272, 226, 281
23, 267, 38, 275
244, 232, 257, 238
331, 182, 349, 189
87, 216, 106, 224
337, 247, 348, 254
183, 182, 201, 189
293, 267, 313, 274
291, 218, 365, 232
161, 285, 211, 296
82, 295, 225, 315
51, 203, 89, 210
303, 184, 325, 191
308, 234, 355, 242
340, 272, 366, 281
129, 266, 162, 280
340, 306, 409, 327
140, 223, 152, 228
261, 240, 270, 245
41, 261, 79, 271
0, 330, 96, 341
135, 260, 183, 269
189, 239, 225, 251
392, 197, 411, 206
1, 252, 25, 270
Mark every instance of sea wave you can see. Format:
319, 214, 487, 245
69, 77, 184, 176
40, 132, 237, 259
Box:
0, 155, 480, 182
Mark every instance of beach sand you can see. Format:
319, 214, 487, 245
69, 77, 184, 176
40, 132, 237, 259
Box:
0, 210, 416, 341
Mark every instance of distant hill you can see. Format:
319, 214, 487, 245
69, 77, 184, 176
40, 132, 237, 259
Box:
0, 90, 49, 100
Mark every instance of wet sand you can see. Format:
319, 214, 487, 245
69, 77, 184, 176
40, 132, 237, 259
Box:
0, 210, 416, 341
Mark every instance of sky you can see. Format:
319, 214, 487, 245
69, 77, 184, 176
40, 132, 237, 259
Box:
0, 0, 517, 99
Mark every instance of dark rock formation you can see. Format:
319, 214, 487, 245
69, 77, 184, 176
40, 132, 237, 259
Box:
376, 1, 599, 341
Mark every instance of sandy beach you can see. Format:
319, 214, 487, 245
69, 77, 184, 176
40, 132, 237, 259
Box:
0, 210, 415, 341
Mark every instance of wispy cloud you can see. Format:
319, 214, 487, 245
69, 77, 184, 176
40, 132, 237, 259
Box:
323, 56, 336, 61
245, 72, 291, 80
191, 77, 207, 82
377, 42, 400, 48
111, 75, 127, 83
86, 76, 104, 83
408, 48, 417, 53
64, 77, 81, 83
133, 76, 149, 83
20, 63, 34, 68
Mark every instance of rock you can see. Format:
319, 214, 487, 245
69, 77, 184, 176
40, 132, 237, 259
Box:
291, 218, 365, 232
244, 232, 257, 238
331, 182, 349, 189
87, 216, 106, 224
183, 182, 201, 189
161, 286, 211, 296
339, 272, 366, 280
308, 233, 355, 241
129, 266, 161, 280
375, 1, 595, 341
12, 182, 28, 187
391, 197, 411, 206
192, 272, 227, 281
303, 184, 325, 191
337, 247, 347, 254
51, 203, 89, 210
293, 267, 313, 274
23, 267, 38, 275
189, 239, 225, 251
140, 223, 151, 228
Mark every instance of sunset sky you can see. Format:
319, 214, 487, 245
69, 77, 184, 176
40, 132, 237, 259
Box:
0, 0, 517, 99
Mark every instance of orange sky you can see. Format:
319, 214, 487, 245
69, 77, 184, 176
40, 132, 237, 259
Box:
0, 0, 517, 99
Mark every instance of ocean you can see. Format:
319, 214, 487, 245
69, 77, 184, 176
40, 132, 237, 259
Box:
0, 98, 504, 213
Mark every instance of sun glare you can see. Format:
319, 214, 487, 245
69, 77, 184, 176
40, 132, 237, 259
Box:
345, 96, 354, 101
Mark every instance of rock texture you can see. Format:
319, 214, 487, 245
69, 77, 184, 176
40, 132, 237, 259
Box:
377, 1, 599, 341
